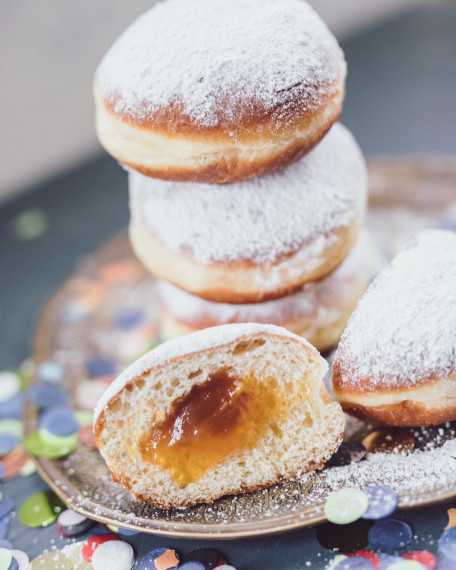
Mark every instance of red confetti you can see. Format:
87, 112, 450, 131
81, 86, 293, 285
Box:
402, 551, 437, 569
347, 550, 379, 569
82, 533, 119, 562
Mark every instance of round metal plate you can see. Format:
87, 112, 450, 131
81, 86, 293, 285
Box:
25, 158, 456, 538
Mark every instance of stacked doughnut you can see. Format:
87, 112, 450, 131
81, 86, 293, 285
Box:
94, 0, 369, 352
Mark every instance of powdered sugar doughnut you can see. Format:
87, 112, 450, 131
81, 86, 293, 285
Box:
158, 233, 370, 351
129, 123, 367, 303
333, 229, 456, 427
94, 0, 346, 183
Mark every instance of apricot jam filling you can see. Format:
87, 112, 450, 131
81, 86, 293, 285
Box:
138, 368, 284, 485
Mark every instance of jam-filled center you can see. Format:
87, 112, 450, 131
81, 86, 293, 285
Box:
138, 369, 279, 485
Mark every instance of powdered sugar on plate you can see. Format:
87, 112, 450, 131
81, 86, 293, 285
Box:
96, 0, 345, 130
335, 229, 456, 389
129, 123, 367, 265
94, 323, 319, 421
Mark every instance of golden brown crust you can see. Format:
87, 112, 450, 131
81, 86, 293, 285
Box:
338, 400, 456, 428
94, 80, 344, 183
129, 209, 364, 304
333, 360, 456, 427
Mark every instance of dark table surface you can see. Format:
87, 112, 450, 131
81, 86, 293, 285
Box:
1, 6, 456, 568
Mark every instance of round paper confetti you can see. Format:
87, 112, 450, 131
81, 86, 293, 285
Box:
0, 497, 14, 520
435, 557, 456, 570
57, 509, 95, 536
362, 485, 398, 520
402, 551, 436, 569
0, 394, 24, 421
0, 420, 22, 439
327, 442, 367, 468
75, 379, 111, 410
368, 519, 413, 552
114, 309, 143, 329
138, 548, 180, 570
85, 356, 115, 378
347, 551, 379, 568
0, 372, 21, 403
36, 362, 65, 385
178, 564, 205, 570
325, 488, 369, 525
378, 554, 403, 570
0, 548, 13, 569
27, 384, 68, 409
39, 407, 79, 437
9, 209, 49, 242
82, 534, 120, 563
92, 540, 135, 570
25, 430, 77, 459
438, 527, 456, 561
11, 550, 29, 570
387, 562, 427, 570
74, 410, 93, 427
78, 425, 98, 450
19, 490, 66, 528
61, 541, 93, 569
181, 549, 224, 570
0, 434, 20, 457
333, 556, 375, 569
30, 551, 72, 569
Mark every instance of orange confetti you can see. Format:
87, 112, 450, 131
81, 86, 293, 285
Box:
98, 260, 143, 284
2, 445, 30, 478
154, 550, 180, 570
445, 508, 456, 530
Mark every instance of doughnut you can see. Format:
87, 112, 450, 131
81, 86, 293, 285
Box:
129, 123, 367, 304
94, 323, 345, 508
94, 0, 346, 183
157, 233, 370, 351
333, 229, 456, 427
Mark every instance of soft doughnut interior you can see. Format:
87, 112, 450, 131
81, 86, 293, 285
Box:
95, 330, 345, 508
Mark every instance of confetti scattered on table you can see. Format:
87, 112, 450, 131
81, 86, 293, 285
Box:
19, 490, 65, 528
180, 548, 224, 569
325, 488, 369, 525
362, 485, 398, 520
91, 539, 135, 570
444, 509, 456, 531
9, 209, 49, 242
368, 519, 413, 552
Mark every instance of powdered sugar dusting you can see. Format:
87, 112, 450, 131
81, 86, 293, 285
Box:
157, 232, 369, 324
96, 0, 345, 129
94, 323, 318, 421
129, 123, 367, 264
335, 229, 456, 389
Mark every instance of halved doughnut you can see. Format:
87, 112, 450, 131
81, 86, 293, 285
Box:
94, 323, 345, 508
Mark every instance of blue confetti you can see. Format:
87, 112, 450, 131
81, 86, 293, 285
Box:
39, 406, 79, 437
0, 434, 20, 457
368, 519, 413, 552
36, 361, 65, 384
362, 485, 398, 520
0, 497, 14, 520
0, 395, 24, 420
438, 527, 456, 561
114, 309, 143, 329
138, 548, 179, 570
0, 539, 12, 550
334, 557, 374, 569
85, 356, 115, 378
27, 384, 68, 409
178, 563, 206, 570
377, 554, 403, 570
